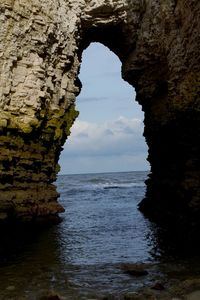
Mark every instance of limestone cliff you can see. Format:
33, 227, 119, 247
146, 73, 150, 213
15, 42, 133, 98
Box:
0, 0, 199, 228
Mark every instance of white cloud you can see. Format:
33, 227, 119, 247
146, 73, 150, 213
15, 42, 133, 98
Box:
63, 117, 144, 155
59, 117, 150, 174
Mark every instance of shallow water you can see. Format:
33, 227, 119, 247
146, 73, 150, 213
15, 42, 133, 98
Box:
1, 171, 200, 299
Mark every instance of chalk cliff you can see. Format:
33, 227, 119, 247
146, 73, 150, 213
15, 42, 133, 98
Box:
0, 0, 199, 227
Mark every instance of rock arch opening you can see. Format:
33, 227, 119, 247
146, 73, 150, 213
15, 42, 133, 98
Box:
59, 42, 149, 175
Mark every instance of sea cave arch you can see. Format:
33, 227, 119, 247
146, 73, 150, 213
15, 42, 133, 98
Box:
59, 42, 149, 175
0, 0, 199, 231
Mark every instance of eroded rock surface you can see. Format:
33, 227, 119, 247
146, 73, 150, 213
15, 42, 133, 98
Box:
0, 0, 199, 227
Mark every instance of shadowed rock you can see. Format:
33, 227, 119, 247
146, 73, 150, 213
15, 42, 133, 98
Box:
120, 263, 149, 276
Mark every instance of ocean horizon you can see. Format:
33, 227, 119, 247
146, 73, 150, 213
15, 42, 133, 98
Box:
58, 169, 150, 176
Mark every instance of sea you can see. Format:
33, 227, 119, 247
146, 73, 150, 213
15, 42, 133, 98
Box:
0, 171, 200, 299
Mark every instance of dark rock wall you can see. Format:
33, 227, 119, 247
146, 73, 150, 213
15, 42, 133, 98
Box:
122, 0, 200, 227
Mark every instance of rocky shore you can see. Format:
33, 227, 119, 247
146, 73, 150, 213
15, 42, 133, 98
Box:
11, 278, 200, 300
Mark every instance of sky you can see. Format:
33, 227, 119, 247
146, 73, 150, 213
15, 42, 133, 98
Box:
59, 43, 150, 174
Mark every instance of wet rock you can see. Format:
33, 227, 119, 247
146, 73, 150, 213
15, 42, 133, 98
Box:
124, 292, 143, 300
151, 282, 165, 291
39, 291, 62, 300
39, 296, 61, 300
102, 295, 117, 300
124, 291, 157, 300
170, 278, 200, 297
186, 290, 200, 300
6, 285, 16, 291
121, 263, 149, 276
0, 213, 8, 220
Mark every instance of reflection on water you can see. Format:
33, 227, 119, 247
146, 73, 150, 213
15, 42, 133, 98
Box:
0, 172, 200, 299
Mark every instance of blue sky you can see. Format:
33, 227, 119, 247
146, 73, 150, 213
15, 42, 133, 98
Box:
59, 43, 149, 174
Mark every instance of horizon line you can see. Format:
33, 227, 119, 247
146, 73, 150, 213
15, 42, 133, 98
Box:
58, 169, 150, 176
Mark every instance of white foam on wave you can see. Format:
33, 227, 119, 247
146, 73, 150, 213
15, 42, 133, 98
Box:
92, 182, 145, 189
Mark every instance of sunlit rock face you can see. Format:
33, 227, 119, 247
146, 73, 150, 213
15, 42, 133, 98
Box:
0, 0, 199, 226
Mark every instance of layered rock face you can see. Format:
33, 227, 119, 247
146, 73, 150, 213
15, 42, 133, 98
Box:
0, 0, 199, 227
0, 0, 81, 221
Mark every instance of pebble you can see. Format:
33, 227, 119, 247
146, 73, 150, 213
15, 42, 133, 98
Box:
121, 263, 149, 276
186, 290, 200, 300
151, 282, 165, 290
6, 285, 16, 291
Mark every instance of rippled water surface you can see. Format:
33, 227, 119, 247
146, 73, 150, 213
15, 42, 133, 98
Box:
1, 171, 200, 299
